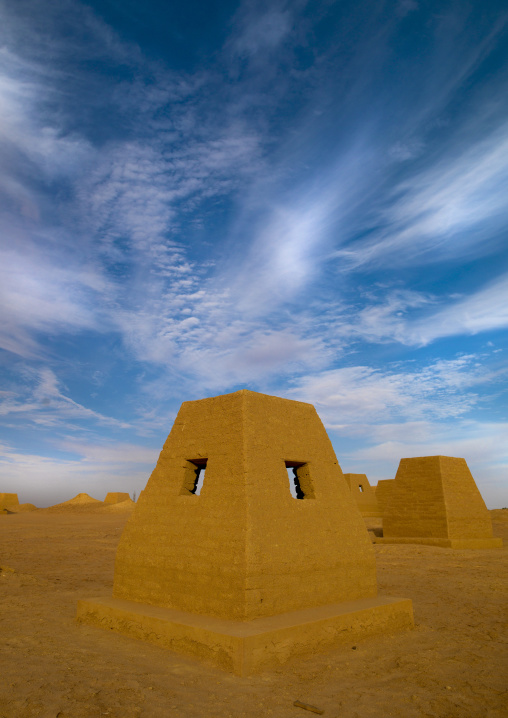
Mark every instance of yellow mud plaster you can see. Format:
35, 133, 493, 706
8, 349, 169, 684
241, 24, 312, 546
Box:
343, 473, 380, 517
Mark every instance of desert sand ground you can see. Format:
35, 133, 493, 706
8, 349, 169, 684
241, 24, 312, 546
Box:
1, 507, 507, 718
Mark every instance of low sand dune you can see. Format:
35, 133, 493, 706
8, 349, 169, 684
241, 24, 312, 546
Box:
40, 493, 106, 513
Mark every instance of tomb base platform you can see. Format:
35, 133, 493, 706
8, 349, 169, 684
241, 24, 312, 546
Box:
76, 595, 413, 675
374, 537, 502, 549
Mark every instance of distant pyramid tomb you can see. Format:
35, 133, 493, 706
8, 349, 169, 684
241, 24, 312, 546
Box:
343, 473, 380, 517
376, 456, 502, 549
104, 492, 131, 504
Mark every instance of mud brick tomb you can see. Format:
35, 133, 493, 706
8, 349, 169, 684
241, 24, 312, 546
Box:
376, 455, 502, 549
0, 493, 19, 510
343, 473, 380, 517
77, 390, 413, 675
104, 492, 131, 504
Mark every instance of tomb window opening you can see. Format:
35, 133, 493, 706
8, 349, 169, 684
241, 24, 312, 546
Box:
181, 459, 208, 495
285, 461, 315, 500
359, 484, 364, 492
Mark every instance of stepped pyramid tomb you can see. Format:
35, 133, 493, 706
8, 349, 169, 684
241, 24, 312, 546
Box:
77, 390, 413, 674
376, 456, 502, 549
0, 493, 19, 510
104, 492, 131, 504
344, 473, 380, 517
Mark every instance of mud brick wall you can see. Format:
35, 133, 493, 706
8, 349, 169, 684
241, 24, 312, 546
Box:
343, 474, 380, 515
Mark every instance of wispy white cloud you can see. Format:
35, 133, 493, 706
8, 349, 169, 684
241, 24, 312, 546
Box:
0, 0, 141, 70
230, 3, 294, 59
227, 200, 331, 314
396, 0, 418, 17
0, 368, 131, 429
407, 273, 508, 345
83, 130, 263, 262
286, 354, 493, 426
115, 287, 332, 388
388, 126, 508, 243
0, 49, 92, 224
55, 438, 157, 465
322, 275, 508, 349
217, 133, 382, 317
334, 120, 508, 270
177, 326, 330, 389
0, 246, 108, 358
344, 289, 434, 345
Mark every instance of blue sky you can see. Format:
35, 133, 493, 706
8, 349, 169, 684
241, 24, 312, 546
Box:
0, 0, 507, 508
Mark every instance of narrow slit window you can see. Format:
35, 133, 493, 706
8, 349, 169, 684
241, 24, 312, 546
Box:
285, 461, 314, 500
181, 459, 207, 495
359, 484, 364, 492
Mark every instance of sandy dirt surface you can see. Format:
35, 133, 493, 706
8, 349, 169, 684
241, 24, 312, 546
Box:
1, 509, 507, 718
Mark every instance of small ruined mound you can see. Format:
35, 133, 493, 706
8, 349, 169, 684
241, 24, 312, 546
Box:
97, 499, 135, 513
104, 492, 131, 504
0, 508, 15, 515
68, 493, 103, 504
42, 493, 106, 513
7, 503, 38, 513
